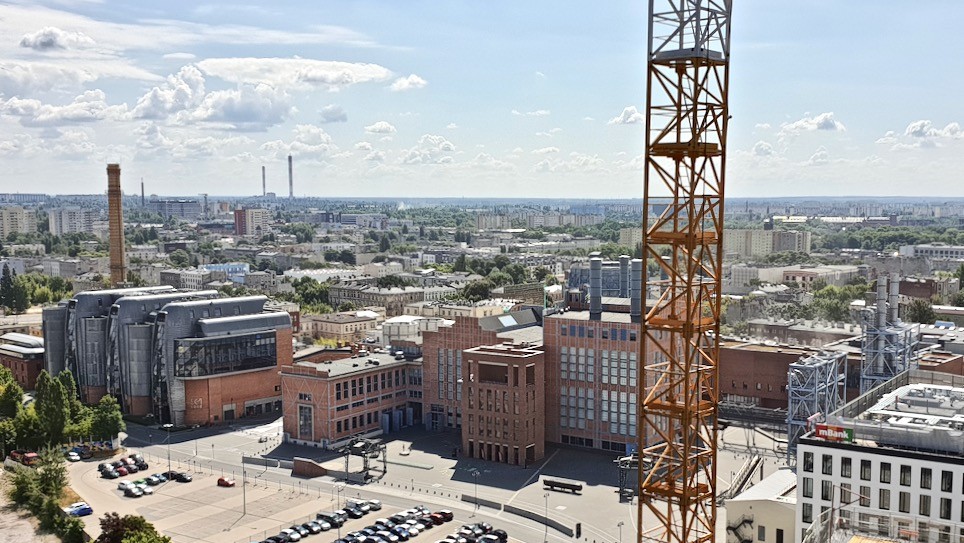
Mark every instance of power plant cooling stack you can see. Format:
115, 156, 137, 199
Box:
287, 155, 293, 199
107, 163, 126, 286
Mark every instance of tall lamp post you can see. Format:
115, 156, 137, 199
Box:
241, 469, 247, 517
617, 521, 624, 543
470, 468, 480, 517
543, 492, 550, 543
162, 423, 173, 476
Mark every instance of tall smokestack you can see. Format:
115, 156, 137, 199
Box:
140, 178, 145, 207
876, 276, 888, 328
107, 164, 126, 286
631, 259, 643, 323
888, 273, 900, 323
287, 155, 293, 199
619, 255, 630, 298
589, 257, 602, 321
262, 165, 266, 197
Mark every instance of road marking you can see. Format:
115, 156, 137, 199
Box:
504, 448, 560, 507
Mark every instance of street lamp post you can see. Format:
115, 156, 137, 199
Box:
544, 492, 550, 543
470, 469, 480, 517
162, 423, 173, 477
617, 521, 624, 543
242, 469, 247, 517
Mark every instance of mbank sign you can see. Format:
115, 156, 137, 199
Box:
815, 424, 854, 442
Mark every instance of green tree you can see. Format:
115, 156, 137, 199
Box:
452, 254, 467, 273
0, 380, 24, 419
122, 532, 173, 543
906, 298, 937, 324
13, 406, 43, 449
57, 370, 85, 422
379, 235, 391, 253
9, 276, 29, 313
0, 263, 13, 310
34, 371, 69, 444
90, 394, 126, 439
461, 279, 493, 302
168, 249, 190, 268
97, 513, 167, 543
951, 291, 964, 308
35, 446, 68, 499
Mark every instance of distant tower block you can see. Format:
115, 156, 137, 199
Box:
288, 154, 293, 199
107, 164, 126, 286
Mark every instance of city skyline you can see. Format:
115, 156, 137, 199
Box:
0, 1, 962, 198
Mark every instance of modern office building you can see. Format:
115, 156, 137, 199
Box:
796, 369, 964, 543
42, 288, 293, 425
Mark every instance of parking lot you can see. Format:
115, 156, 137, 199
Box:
67, 417, 791, 543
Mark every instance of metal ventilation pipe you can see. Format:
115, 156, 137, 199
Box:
589, 257, 603, 321
619, 255, 630, 298
631, 258, 643, 323
888, 273, 900, 323
876, 276, 888, 328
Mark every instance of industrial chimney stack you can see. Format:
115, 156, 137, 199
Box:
287, 155, 293, 199
262, 165, 267, 197
107, 164, 126, 286
140, 178, 145, 207
589, 257, 602, 321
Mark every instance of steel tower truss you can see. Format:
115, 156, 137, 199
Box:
637, 2, 731, 543
786, 351, 846, 464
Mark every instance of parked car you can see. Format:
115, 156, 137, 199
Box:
117, 481, 135, 491
438, 510, 454, 522
302, 521, 323, 534
136, 483, 154, 495
153, 472, 168, 482
65, 451, 81, 462
279, 528, 301, 542
367, 499, 383, 511
115, 466, 129, 476
174, 472, 192, 483
135, 461, 149, 470
344, 505, 365, 518
289, 525, 309, 537
72, 447, 93, 459
162, 470, 180, 479
97, 462, 111, 472
145, 475, 161, 486
217, 477, 236, 487
347, 499, 371, 513
66, 502, 93, 517
101, 470, 119, 479
491, 529, 507, 542
124, 486, 144, 498
125, 464, 140, 473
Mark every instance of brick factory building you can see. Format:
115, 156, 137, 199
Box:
462, 342, 545, 466
280, 350, 422, 448
0, 332, 44, 389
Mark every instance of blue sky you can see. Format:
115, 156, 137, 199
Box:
0, 0, 962, 198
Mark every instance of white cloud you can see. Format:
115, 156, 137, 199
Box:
365, 150, 386, 162
19, 26, 95, 50
196, 58, 392, 90
0, 59, 158, 95
534, 71, 545, 78
779, 112, 846, 138
131, 65, 206, 119
875, 120, 961, 151
608, 106, 644, 125
752, 141, 774, 157
583, 116, 595, 122
260, 124, 335, 158
904, 120, 961, 139
807, 146, 830, 165
399, 134, 456, 164
754, 123, 771, 130
536, 128, 562, 137
512, 109, 550, 117
354, 141, 373, 151
319, 104, 348, 124
135, 122, 254, 158
389, 74, 427, 92
533, 152, 606, 174
178, 83, 293, 130
532, 147, 559, 155
446, 123, 458, 130
162, 52, 196, 60
875, 131, 899, 146
364, 121, 397, 135
468, 152, 514, 172
0, 89, 127, 126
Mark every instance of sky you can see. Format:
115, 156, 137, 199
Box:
0, 0, 962, 199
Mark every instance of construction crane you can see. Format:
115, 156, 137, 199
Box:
637, 2, 731, 543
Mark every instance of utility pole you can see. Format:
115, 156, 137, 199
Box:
162, 423, 173, 477
544, 492, 549, 543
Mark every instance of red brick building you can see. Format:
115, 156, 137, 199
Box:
462, 342, 545, 466
281, 350, 422, 448
0, 332, 44, 390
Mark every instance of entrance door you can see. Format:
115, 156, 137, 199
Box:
223, 408, 235, 421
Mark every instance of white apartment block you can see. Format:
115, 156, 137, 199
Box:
618, 227, 644, 248
723, 229, 812, 259
900, 244, 964, 260
796, 371, 964, 543
48, 207, 96, 236
0, 206, 37, 238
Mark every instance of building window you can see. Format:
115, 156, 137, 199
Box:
821, 480, 833, 501
802, 477, 813, 498
758, 526, 766, 541
841, 457, 852, 478
920, 495, 931, 517
942, 470, 953, 492
879, 489, 890, 511
802, 503, 812, 524
335, 383, 341, 400
899, 465, 911, 486
860, 460, 871, 481
802, 451, 813, 472
922, 468, 932, 489
822, 454, 833, 476
899, 491, 910, 513
298, 392, 312, 402
880, 462, 891, 484
297, 405, 312, 440
859, 486, 871, 507
840, 483, 851, 504
940, 498, 952, 520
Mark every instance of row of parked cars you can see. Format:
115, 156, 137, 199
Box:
97, 453, 149, 477
114, 471, 193, 497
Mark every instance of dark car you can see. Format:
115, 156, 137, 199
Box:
344, 506, 365, 518
153, 472, 168, 482
317, 512, 345, 527
124, 486, 144, 498
175, 472, 192, 483
97, 462, 111, 472
302, 521, 322, 534
126, 464, 140, 473
163, 470, 180, 479
391, 527, 411, 541
290, 525, 309, 537
135, 461, 149, 470
438, 510, 454, 522
101, 469, 119, 479
491, 529, 507, 542
476, 522, 493, 534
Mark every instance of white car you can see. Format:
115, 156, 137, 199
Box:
368, 499, 383, 511
316, 520, 331, 531
117, 481, 135, 491
279, 529, 302, 542
136, 483, 154, 495
66, 451, 81, 462
378, 530, 399, 542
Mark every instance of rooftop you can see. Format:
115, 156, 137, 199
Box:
288, 351, 417, 378
728, 467, 796, 504
546, 310, 635, 324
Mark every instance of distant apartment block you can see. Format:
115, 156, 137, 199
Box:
148, 198, 202, 220
782, 265, 861, 289
899, 243, 964, 260
617, 227, 643, 248
341, 213, 388, 229
302, 310, 381, 343
476, 214, 513, 230
329, 283, 426, 316
525, 213, 603, 228
0, 193, 45, 204
233, 207, 271, 236
0, 206, 37, 237
723, 229, 811, 258
48, 207, 97, 236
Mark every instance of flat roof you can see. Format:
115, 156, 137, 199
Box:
290, 351, 417, 378
497, 326, 544, 345
728, 468, 797, 504
546, 310, 635, 324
